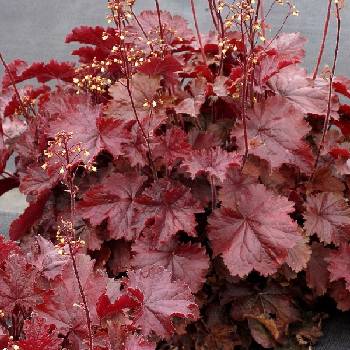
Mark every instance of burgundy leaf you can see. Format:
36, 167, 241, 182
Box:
181, 148, 242, 183
231, 96, 313, 173
0, 236, 20, 265
19, 164, 60, 198
98, 117, 131, 159
138, 55, 183, 80
153, 127, 192, 168
219, 167, 257, 207
65, 26, 118, 51
9, 191, 50, 241
46, 90, 102, 162
106, 74, 162, 122
26, 235, 69, 280
126, 265, 198, 338
135, 179, 203, 245
304, 192, 350, 245
107, 240, 132, 275
14, 317, 62, 350
2, 60, 75, 86
36, 254, 108, 343
268, 65, 339, 116
330, 280, 350, 312
208, 184, 301, 277
78, 172, 146, 240
0, 254, 43, 312
131, 236, 209, 292
326, 244, 350, 292
306, 242, 331, 296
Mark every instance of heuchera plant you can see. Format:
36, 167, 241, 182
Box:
0, 0, 349, 348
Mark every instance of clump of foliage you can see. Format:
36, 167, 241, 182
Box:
0, 0, 349, 349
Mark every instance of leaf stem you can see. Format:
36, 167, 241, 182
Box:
313, 2, 341, 174
154, 0, 164, 49
189, 0, 207, 65
240, 10, 249, 161
63, 141, 93, 350
313, 0, 332, 80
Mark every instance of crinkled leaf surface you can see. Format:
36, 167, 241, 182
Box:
131, 236, 209, 292
127, 265, 198, 338
135, 179, 203, 245
0, 254, 43, 312
304, 192, 350, 245
182, 148, 242, 183
231, 96, 313, 172
79, 172, 146, 240
208, 184, 301, 277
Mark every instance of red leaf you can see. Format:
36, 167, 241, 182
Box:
65, 26, 119, 56
0, 236, 20, 265
181, 148, 242, 183
0, 254, 43, 312
46, 90, 102, 162
329, 147, 350, 159
26, 235, 69, 280
2, 60, 75, 87
125, 334, 155, 350
329, 280, 350, 311
36, 254, 108, 343
27, 60, 75, 83
1, 59, 27, 89
15, 317, 61, 350
304, 192, 350, 245
306, 242, 330, 296
98, 117, 131, 159
131, 236, 209, 292
219, 167, 257, 207
175, 77, 207, 118
326, 244, 350, 291
139, 55, 183, 75
334, 76, 350, 99
208, 184, 301, 277
78, 172, 146, 240
231, 96, 313, 172
19, 164, 60, 198
126, 11, 193, 52
138, 55, 183, 82
96, 291, 140, 320
126, 265, 198, 338
268, 65, 339, 116
268, 33, 306, 61
9, 191, 50, 241
285, 235, 311, 273
153, 127, 192, 168
106, 74, 163, 122
135, 179, 203, 245
4, 85, 50, 117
